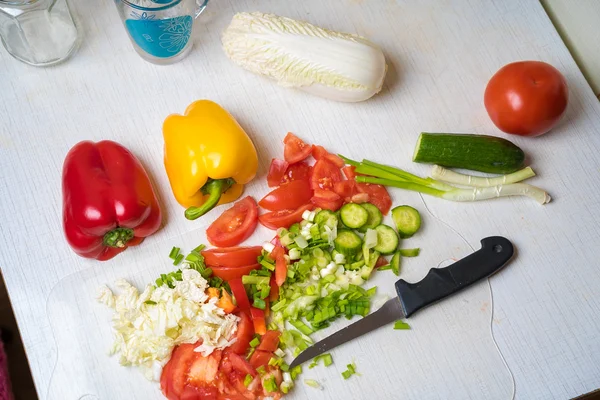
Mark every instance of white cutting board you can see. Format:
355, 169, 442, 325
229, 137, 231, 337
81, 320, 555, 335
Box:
46, 205, 513, 400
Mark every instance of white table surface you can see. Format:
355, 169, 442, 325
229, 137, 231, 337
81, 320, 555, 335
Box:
1, 0, 599, 399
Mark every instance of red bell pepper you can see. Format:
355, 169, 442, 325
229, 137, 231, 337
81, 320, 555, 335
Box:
62, 140, 162, 261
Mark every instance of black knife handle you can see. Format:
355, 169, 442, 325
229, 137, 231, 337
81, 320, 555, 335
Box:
394, 236, 514, 318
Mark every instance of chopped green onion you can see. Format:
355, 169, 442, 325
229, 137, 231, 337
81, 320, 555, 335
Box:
342, 370, 353, 380
250, 337, 260, 348
259, 258, 275, 271
366, 287, 377, 297
173, 253, 184, 265
281, 362, 290, 372
378, 264, 392, 271
323, 354, 333, 366
399, 248, 421, 257
192, 244, 206, 253
256, 365, 266, 376
294, 235, 309, 249
271, 299, 287, 312
259, 285, 270, 299
242, 275, 270, 286
289, 248, 301, 260
264, 376, 277, 392
290, 365, 302, 380
144, 300, 157, 305
304, 379, 321, 389
244, 374, 253, 387
342, 362, 358, 379
290, 320, 314, 336
393, 320, 411, 330
246, 347, 255, 360
169, 247, 180, 260
280, 381, 293, 394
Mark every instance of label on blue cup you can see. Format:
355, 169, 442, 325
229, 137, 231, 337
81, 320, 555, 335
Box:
125, 12, 192, 58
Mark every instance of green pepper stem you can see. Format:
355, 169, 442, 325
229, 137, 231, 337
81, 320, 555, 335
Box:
185, 178, 235, 220
103, 227, 134, 248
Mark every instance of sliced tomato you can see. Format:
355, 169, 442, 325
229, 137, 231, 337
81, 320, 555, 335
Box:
356, 183, 392, 215
229, 312, 254, 355
258, 180, 313, 211
269, 245, 285, 261
267, 159, 289, 187
283, 133, 312, 164
160, 352, 173, 399
333, 180, 359, 200
229, 278, 251, 312
275, 252, 287, 287
311, 189, 343, 211
250, 307, 266, 335
312, 145, 344, 167
281, 161, 312, 185
311, 158, 343, 191
188, 350, 222, 384
269, 275, 279, 301
311, 145, 328, 160
258, 203, 314, 230
167, 343, 198, 397
342, 165, 356, 180
227, 350, 257, 377
202, 246, 262, 268
180, 384, 218, 400
249, 350, 273, 370
210, 264, 261, 282
257, 331, 281, 353
206, 196, 259, 247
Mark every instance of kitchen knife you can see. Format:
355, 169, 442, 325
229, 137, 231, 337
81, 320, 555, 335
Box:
289, 236, 514, 368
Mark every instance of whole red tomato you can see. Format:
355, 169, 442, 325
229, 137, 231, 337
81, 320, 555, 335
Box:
484, 61, 568, 137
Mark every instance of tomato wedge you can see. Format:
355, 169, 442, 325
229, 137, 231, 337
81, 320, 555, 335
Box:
333, 180, 359, 200
202, 246, 262, 268
227, 351, 257, 377
206, 196, 258, 247
267, 159, 289, 187
356, 183, 392, 215
258, 180, 313, 211
311, 145, 328, 160
281, 161, 312, 184
258, 203, 314, 230
229, 312, 254, 355
311, 158, 343, 191
283, 133, 312, 164
250, 307, 266, 335
275, 251, 287, 286
229, 278, 251, 312
257, 330, 281, 353
269, 274, 279, 301
342, 165, 357, 180
210, 263, 261, 282
249, 350, 272, 370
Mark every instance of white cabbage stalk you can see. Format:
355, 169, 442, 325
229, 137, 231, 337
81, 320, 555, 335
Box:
222, 12, 387, 102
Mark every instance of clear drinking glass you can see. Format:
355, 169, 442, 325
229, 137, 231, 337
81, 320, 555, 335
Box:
0, 0, 79, 66
114, 0, 209, 65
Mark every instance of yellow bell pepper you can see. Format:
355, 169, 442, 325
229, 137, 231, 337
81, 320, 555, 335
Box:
163, 100, 258, 219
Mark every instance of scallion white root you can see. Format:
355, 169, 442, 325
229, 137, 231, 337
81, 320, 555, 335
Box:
441, 183, 551, 205
431, 165, 536, 187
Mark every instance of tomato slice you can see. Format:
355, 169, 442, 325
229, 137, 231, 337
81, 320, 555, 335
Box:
210, 263, 261, 282
250, 307, 266, 335
267, 158, 289, 187
311, 158, 343, 191
167, 343, 198, 397
258, 180, 313, 211
229, 312, 254, 355
202, 246, 262, 268
257, 330, 281, 353
188, 350, 222, 385
356, 183, 392, 215
311, 145, 328, 160
342, 165, 357, 180
160, 352, 173, 399
226, 350, 258, 377
206, 196, 259, 247
229, 278, 251, 312
311, 189, 343, 211
275, 252, 287, 287
249, 350, 273, 370
283, 133, 312, 164
281, 161, 312, 185
269, 274, 279, 301
258, 203, 314, 230
180, 384, 218, 400
333, 180, 359, 200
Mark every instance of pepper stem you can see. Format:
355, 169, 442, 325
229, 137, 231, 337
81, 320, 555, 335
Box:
185, 178, 236, 220
103, 227, 134, 248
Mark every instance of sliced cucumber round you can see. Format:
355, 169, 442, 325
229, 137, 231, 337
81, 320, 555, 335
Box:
358, 203, 383, 233
391, 205, 421, 238
334, 229, 363, 257
339, 203, 368, 229
373, 224, 399, 255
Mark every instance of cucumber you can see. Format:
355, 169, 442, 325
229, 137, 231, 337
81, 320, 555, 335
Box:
360, 250, 380, 280
373, 225, 399, 255
413, 132, 525, 174
334, 230, 363, 257
391, 206, 421, 238
358, 203, 383, 233
399, 248, 420, 257
390, 252, 402, 276
339, 203, 368, 229
314, 210, 337, 228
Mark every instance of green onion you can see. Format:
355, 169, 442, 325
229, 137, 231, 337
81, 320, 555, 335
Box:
393, 320, 411, 330
290, 319, 314, 335
243, 374, 253, 387
304, 379, 321, 389
431, 165, 536, 187
192, 244, 205, 253
280, 381, 293, 394
290, 365, 302, 380
264, 376, 277, 392
281, 362, 290, 372
366, 287, 377, 297
259, 259, 275, 271
168, 247, 180, 260
341, 362, 358, 379
271, 299, 287, 312
249, 337, 260, 348
399, 248, 421, 257
256, 365, 266, 376
246, 347, 255, 360
259, 285, 271, 299
173, 253, 184, 265
323, 354, 333, 366
242, 275, 270, 286
378, 264, 392, 271
144, 300, 157, 305
342, 370, 353, 380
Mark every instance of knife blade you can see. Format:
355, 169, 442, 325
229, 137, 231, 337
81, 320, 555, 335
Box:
289, 236, 514, 368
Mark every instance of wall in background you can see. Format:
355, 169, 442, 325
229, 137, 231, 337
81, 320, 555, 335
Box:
541, 0, 600, 97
